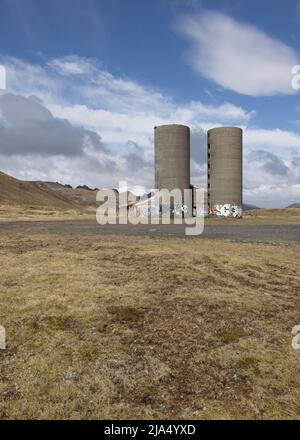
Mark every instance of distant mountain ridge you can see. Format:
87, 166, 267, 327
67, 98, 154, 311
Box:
0, 171, 104, 210
45, 181, 73, 189
0, 171, 133, 210
243, 204, 262, 211
1, 171, 299, 212
45, 182, 99, 191
286, 203, 300, 208
0, 171, 78, 209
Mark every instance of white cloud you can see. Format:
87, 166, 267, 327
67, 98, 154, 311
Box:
0, 64, 6, 90
244, 184, 300, 208
48, 56, 94, 76
0, 94, 108, 157
0, 55, 299, 206
177, 11, 299, 96
244, 128, 300, 152
244, 149, 300, 207
3, 55, 253, 122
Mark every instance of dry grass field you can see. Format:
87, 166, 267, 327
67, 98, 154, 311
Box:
0, 205, 95, 222
1, 204, 300, 225
0, 231, 300, 419
243, 208, 300, 224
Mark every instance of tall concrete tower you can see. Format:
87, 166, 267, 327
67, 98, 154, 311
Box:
207, 127, 243, 218
154, 124, 190, 194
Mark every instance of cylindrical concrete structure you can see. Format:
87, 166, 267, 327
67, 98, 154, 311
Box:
207, 127, 243, 218
154, 124, 190, 193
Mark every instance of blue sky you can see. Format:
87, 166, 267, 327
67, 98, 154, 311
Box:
0, 0, 300, 206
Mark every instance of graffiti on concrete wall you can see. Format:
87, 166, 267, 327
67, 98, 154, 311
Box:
211, 204, 242, 218
172, 204, 190, 216
231, 205, 243, 218
196, 209, 209, 218
135, 204, 160, 217
136, 203, 194, 218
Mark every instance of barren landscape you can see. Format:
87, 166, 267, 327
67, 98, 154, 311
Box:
1, 171, 300, 419
1, 0, 300, 426
0, 222, 300, 419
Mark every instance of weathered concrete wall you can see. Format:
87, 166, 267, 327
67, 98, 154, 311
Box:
207, 127, 243, 217
155, 124, 190, 194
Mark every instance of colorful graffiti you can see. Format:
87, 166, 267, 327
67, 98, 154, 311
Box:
135, 203, 209, 218
172, 204, 190, 217
196, 209, 209, 218
231, 205, 243, 218
211, 204, 242, 218
136, 203, 194, 218
136, 204, 160, 217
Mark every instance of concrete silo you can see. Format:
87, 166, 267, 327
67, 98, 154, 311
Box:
207, 127, 243, 218
154, 124, 190, 193
154, 124, 191, 216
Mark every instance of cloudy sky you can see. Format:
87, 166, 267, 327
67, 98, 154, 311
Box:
0, 0, 300, 207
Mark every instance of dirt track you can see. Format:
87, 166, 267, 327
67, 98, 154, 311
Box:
0, 220, 299, 244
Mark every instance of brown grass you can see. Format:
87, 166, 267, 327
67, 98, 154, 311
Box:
0, 231, 300, 419
1, 203, 300, 225
245, 208, 300, 224
0, 171, 79, 209
0, 205, 95, 222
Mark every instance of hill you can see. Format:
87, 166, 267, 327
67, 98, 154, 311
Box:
43, 183, 98, 208
0, 171, 78, 210
243, 203, 261, 211
0, 171, 135, 216
286, 203, 300, 208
